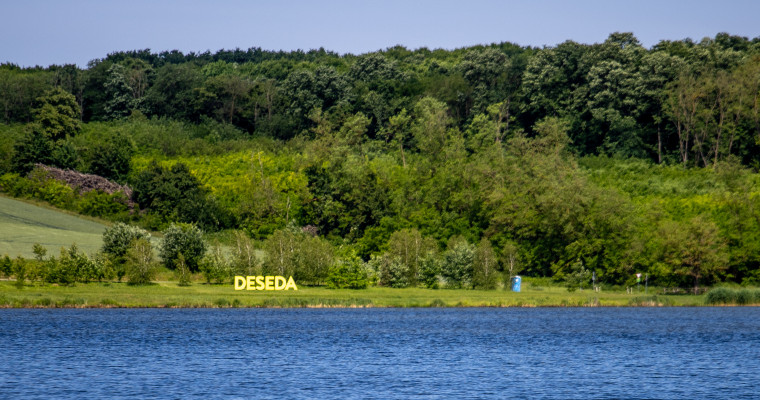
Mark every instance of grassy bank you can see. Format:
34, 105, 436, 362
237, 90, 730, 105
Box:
0, 280, 713, 308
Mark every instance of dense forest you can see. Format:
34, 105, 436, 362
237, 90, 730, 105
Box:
2, 32, 760, 289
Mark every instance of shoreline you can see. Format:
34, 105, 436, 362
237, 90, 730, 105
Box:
0, 280, 731, 308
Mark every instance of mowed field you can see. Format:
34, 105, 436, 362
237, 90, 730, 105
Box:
0, 195, 107, 258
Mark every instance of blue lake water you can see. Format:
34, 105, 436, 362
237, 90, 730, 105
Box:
1, 308, 758, 399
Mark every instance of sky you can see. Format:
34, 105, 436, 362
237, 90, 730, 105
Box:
2, 0, 760, 67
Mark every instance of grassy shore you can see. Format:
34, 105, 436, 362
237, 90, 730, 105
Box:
0, 279, 711, 308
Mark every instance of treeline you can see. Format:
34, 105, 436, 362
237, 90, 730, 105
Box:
2, 33, 760, 290
2, 32, 760, 165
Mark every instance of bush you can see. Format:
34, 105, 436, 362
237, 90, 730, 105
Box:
326, 257, 369, 289
200, 245, 231, 284
706, 287, 736, 304
0, 255, 12, 278
126, 239, 157, 285
160, 223, 206, 272
78, 190, 129, 218
41, 244, 97, 284
419, 254, 441, 289
441, 237, 474, 289
735, 289, 754, 305
176, 254, 192, 286
370, 254, 409, 288
102, 223, 151, 260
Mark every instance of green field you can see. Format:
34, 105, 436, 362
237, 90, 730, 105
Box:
0, 195, 108, 258
0, 280, 708, 308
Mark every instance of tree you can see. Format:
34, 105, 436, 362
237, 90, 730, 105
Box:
441, 236, 474, 288
386, 228, 437, 286
103, 64, 136, 119
87, 132, 134, 182
11, 129, 53, 174
262, 227, 334, 284
460, 48, 521, 117
660, 216, 727, 293
200, 244, 231, 284
472, 238, 498, 289
32, 87, 81, 141
411, 97, 451, 159
370, 254, 408, 288
126, 238, 157, 285
160, 223, 206, 272
564, 259, 591, 292
102, 223, 151, 258
326, 255, 368, 289
501, 241, 523, 279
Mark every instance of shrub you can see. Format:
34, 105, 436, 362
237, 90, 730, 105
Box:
126, 239, 157, 285
441, 237, 474, 289
78, 190, 129, 218
34, 178, 75, 209
160, 223, 206, 272
326, 257, 368, 289
370, 254, 409, 288
419, 254, 441, 289
0, 255, 12, 278
176, 254, 192, 286
200, 245, 231, 284
42, 244, 97, 284
102, 222, 152, 257
735, 289, 753, 305
706, 287, 736, 305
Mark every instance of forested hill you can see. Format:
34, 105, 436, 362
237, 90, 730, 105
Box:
2, 32, 760, 288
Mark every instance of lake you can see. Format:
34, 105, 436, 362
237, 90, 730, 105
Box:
1, 308, 758, 399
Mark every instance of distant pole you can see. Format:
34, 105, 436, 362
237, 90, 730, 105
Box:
645, 274, 648, 295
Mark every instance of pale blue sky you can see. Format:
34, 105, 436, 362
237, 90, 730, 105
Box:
2, 0, 759, 67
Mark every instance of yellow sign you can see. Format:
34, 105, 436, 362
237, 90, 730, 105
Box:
234, 276, 298, 291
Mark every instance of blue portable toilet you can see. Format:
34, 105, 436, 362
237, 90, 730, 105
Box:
511, 276, 522, 292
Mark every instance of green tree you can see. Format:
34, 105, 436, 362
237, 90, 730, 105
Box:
386, 228, 437, 286
326, 255, 368, 289
160, 223, 206, 272
126, 238, 157, 285
102, 223, 151, 258
660, 216, 728, 293
103, 64, 136, 119
472, 238, 498, 289
441, 236, 474, 288
32, 87, 81, 141
87, 132, 134, 182
11, 129, 54, 174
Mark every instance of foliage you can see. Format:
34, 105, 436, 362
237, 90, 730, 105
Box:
326, 255, 369, 289
41, 244, 100, 285
5, 35, 760, 288
32, 87, 81, 141
176, 253, 191, 286
160, 223, 206, 272
126, 238, 157, 285
370, 254, 409, 288
132, 161, 232, 231
262, 227, 334, 284
441, 237, 474, 289
101, 222, 151, 258
564, 259, 592, 292
200, 244, 231, 284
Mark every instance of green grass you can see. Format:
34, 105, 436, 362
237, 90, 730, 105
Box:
0, 280, 708, 308
0, 195, 108, 258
